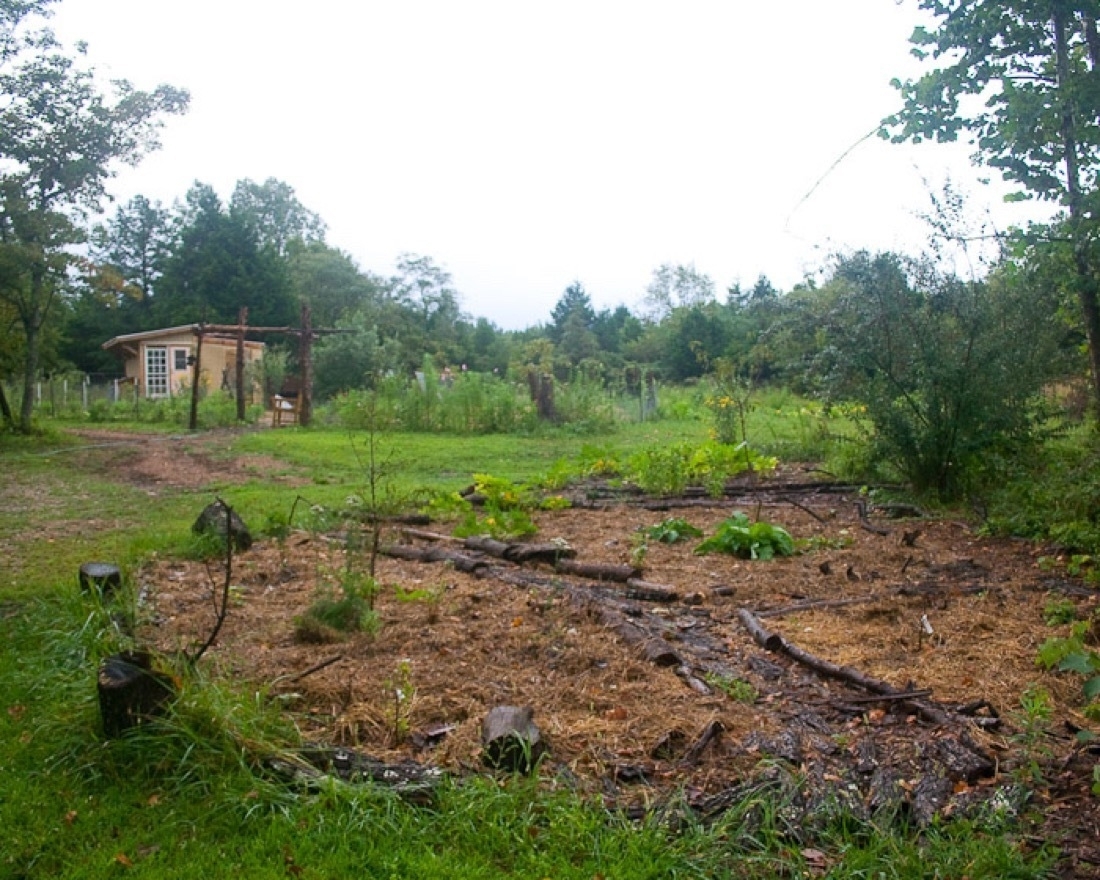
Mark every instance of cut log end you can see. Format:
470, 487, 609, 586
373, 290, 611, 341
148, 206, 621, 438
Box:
481, 705, 548, 774
97, 651, 175, 738
79, 562, 122, 597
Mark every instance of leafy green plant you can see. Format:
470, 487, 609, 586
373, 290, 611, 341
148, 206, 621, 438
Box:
641, 517, 704, 544
704, 673, 758, 703
1043, 598, 1078, 627
695, 512, 795, 560
470, 473, 531, 509
453, 507, 537, 540
539, 494, 572, 510
386, 659, 416, 746
626, 440, 777, 496
1011, 684, 1055, 784
1037, 618, 1100, 721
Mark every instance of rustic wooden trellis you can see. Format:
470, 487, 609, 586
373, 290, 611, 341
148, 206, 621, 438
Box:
187, 303, 337, 430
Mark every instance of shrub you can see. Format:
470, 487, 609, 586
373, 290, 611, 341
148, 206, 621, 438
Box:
819, 251, 1065, 500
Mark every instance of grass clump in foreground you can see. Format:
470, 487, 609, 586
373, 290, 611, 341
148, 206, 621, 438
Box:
0, 591, 1056, 878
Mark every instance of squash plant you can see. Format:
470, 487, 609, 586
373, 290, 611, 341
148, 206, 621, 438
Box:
694, 512, 795, 560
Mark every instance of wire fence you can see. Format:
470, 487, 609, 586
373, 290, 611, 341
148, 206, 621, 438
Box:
2, 372, 136, 418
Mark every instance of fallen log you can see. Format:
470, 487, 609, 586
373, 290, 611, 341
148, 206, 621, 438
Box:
624, 578, 679, 602
269, 747, 443, 803
380, 543, 488, 574
736, 608, 950, 725
555, 559, 639, 582
462, 535, 511, 557
503, 542, 577, 564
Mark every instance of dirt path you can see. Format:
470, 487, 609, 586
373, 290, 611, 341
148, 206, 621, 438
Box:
65, 429, 305, 492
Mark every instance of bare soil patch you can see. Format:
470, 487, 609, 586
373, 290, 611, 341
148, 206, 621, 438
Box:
67, 429, 304, 493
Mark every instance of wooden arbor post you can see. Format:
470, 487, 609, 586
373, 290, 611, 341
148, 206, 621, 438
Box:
297, 302, 314, 427
235, 307, 248, 422
189, 324, 204, 431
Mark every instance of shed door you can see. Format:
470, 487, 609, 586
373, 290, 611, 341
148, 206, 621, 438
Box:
146, 346, 168, 397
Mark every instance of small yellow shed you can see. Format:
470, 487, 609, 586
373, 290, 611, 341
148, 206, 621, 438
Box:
102, 325, 265, 400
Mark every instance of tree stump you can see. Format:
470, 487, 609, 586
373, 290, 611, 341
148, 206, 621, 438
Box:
97, 651, 175, 738
481, 705, 548, 773
193, 501, 252, 551
79, 562, 122, 597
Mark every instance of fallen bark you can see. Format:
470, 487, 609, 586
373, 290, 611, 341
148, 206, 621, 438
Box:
681, 720, 724, 766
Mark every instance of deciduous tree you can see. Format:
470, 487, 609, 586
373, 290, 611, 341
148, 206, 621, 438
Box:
0, 0, 188, 429
884, 0, 1100, 408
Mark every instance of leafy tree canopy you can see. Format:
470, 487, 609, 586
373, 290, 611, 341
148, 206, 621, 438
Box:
883, 0, 1100, 407
0, 0, 188, 429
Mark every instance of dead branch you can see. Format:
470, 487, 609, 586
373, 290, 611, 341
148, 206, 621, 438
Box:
855, 499, 891, 536
189, 498, 235, 665
736, 608, 950, 725
281, 654, 345, 685
778, 495, 830, 523
756, 593, 887, 619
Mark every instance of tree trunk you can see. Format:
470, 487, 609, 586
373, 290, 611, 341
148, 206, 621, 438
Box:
0, 380, 13, 428
18, 317, 38, 432
1053, 5, 1100, 412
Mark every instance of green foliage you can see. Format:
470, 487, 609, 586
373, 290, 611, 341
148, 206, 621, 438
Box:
1036, 618, 1100, 720
640, 517, 704, 544
983, 424, 1100, 557
333, 372, 538, 435
695, 512, 795, 560
819, 251, 1062, 500
453, 506, 537, 541
294, 570, 380, 644
1042, 598, 1078, 627
626, 440, 777, 496
704, 673, 758, 703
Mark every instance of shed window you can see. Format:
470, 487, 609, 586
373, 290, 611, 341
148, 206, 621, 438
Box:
146, 346, 168, 397
173, 348, 189, 371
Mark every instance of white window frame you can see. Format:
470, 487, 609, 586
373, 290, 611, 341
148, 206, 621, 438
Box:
145, 345, 169, 398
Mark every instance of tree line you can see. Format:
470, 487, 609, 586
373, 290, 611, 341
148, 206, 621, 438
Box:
2, 0, 1098, 476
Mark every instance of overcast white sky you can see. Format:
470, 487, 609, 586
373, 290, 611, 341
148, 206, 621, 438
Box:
49, 0, 1048, 329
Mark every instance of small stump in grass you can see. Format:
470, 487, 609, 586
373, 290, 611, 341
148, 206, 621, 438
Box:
97, 651, 175, 738
481, 705, 548, 774
79, 562, 121, 597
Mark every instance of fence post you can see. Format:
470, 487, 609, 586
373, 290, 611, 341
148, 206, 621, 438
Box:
83, 375, 89, 411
